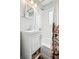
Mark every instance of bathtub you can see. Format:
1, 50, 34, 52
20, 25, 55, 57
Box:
41, 44, 52, 59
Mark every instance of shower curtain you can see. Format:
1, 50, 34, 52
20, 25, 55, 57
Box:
52, 0, 59, 59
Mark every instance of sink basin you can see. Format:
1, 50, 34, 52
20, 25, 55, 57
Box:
21, 30, 40, 33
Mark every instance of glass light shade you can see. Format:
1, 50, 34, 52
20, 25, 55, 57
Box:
34, 3, 37, 8
31, 0, 34, 4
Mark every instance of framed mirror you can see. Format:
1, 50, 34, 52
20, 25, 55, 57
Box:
24, 2, 35, 20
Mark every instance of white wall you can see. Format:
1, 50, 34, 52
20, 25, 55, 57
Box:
41, 10, 53, 49
35, 7, 42, 30
20, 17, 34, 31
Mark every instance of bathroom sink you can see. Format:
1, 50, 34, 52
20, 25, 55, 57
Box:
21, 30, 40, 33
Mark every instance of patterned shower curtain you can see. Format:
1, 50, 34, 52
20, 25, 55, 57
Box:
52, 23, 59, 59
52, 0, 59, 58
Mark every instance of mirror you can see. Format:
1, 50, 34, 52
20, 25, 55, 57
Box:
25, 5, 34, 17
24, 2, 35, 19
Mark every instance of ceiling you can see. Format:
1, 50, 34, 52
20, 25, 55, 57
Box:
33, 0, 54, 5
39, 0, 53, 5
27, 0, 54, 10
33, 0, 54, 10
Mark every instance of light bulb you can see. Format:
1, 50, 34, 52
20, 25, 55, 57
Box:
34, 3, 37, 8
31, 0, 34, 4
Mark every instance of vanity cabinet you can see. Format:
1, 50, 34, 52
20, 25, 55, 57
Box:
21, 31, 41, 59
